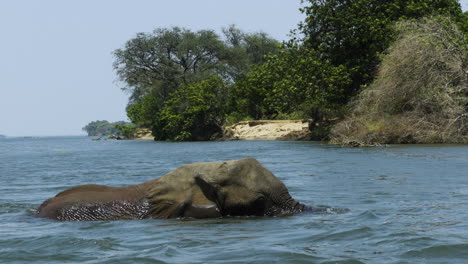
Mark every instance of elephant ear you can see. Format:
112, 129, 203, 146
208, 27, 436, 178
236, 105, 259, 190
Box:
194, 174, 226, 215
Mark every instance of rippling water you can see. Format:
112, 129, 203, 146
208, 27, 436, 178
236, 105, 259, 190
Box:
1, 137, 468, 263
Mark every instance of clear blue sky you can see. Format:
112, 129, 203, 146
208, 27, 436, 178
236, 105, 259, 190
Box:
0, 1, 467, 137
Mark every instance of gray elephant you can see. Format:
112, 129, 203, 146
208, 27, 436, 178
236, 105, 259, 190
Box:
36, 158, 308, 221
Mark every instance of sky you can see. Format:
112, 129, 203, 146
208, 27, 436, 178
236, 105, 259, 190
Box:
0, 1, 467, 137
0, 0, 305, 137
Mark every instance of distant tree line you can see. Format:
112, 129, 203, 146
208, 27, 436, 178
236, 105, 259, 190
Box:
114, 0, 468, 142
82, 120, 134, 137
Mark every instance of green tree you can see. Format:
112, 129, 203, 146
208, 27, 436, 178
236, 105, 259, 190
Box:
126, 93, 161, 127
222, 25, 280, 80
153, 77, 228, 141
462, 11, 468, 39
231, 46, 351, 121
114, 27, 228, 104
82, 120, 128, 136
298, 0, 465, 95
115, 123, 138, 139
114, 26, 280, 136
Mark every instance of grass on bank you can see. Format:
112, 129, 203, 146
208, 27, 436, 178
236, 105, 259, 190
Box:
331, 17, 468, 146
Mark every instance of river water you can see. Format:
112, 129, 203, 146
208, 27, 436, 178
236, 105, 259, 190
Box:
1, 137, 468, 264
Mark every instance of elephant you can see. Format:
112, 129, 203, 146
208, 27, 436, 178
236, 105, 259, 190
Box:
36, 158, 308, 221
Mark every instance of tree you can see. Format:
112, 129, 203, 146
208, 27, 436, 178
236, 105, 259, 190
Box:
114, 123, 138, 139
231, 46, 351, 121
113, 27, 228, 104
126, 93, 161, 127
331, 17, 468, 145
222, 25, 280, 80
82, 120, 128, 136
153, 77, 228, 141
114, 26, 280, 102
114, 26, 280, 138
298, 0, 465, 96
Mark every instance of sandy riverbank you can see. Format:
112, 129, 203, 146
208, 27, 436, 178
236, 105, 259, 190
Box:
134, 120, 312, 141
133, 128, 154, 140
223, 120, 311, 140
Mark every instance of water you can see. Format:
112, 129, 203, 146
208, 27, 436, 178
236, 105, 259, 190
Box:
1, 137, 468, 264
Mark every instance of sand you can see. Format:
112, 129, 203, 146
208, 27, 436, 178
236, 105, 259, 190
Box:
223, 120, 310, 140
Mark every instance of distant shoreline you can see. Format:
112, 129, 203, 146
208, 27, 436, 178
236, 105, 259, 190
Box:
1, 135, 87, 139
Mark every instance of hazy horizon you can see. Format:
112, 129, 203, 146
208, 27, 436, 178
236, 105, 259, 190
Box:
1, 0, 467, 137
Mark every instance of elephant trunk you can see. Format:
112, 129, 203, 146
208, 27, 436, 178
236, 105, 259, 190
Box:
269, 189, 306, 215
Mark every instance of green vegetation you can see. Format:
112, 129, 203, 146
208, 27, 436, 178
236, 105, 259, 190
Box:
114, 26, 279, 106
114, 26, 279, 140
298, 0, 465, 96
114, 123, 138, 139
331, 17, 468, 145
230, 47, 350, 122
82, 120, 132, 137
114, 0, 467, 143
153, 77, 228, 141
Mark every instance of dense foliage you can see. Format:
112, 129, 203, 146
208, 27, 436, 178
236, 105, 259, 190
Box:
114, 1, 467, 142
82, 120, 129, 137
298, 0, 465, 96
114, 26, 280, 140
153, 77, 228, 141
231, 46, 350, 121
114, 27, 225, 104
114, 123, 138, 139
331, 17, 468, 145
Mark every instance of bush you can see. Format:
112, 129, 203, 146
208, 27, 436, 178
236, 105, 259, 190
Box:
126, 93, 161, 128
331, 17, 468, 145
153, 77, 228, 141
231, 47, 351, 121
298, 0, 465, 97
115, 123, 138, 139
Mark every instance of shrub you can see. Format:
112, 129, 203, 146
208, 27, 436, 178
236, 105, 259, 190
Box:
153, 77, 228, 141
331, 17, 468, 145
231, 47, 351, 121
115, 123, 138, 139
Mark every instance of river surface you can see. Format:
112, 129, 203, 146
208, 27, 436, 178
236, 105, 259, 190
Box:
1, 137, 468, 264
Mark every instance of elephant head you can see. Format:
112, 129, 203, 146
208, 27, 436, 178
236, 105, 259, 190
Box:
145, 158, 306, 218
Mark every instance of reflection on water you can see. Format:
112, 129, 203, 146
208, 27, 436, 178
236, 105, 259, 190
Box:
1, 137, 468, 263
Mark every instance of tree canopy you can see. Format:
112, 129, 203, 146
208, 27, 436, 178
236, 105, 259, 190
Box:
113, 1, 467, 142
231, 46, 350, 121
82, 120, 129, 137
114, 26, 280, 139
153, 76, 228, 141
114, 27, 226, 104
297, 0, 465, 95
114, 26, 279, 105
